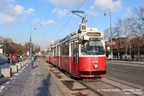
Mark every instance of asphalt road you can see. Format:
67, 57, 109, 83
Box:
106, 61, 144, 86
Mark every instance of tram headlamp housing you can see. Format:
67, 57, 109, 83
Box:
94, 64, 98, 69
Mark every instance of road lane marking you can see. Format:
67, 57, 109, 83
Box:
106, 62, 144, 68
125, 67, 144, 70
111, 68, 127, 72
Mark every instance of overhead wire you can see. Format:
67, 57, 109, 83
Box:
35, 0, 46, 38
51, 0, 86, 40
35, 0, 41, 19
44, 0, 55, 21
42, 0, 55, 38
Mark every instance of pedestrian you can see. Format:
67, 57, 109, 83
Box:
7, 54, 10, 64
124, 53, 127, 60
20, 55, 22, 61
17, 54, 20, 62
12, 54, 17, 65
34, 55, 36, 62
31, 54, 34, 69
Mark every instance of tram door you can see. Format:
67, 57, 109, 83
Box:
51, 49, 53, 63
71, 42, 75, 73
71, 41, 79, 75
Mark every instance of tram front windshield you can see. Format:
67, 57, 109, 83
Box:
81, 40, 105, 55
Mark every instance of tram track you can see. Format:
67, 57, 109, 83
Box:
104, 76, 144, 91
77, 77, 143, 96
76, 79, 104, 96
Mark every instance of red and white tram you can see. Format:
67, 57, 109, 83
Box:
46, 24, 106, 78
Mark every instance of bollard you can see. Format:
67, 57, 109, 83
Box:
10, 65, 18, 73
23, 61, 26, 65
1, 68, 12, 77
22, 61, 25, 66
20, 62, 23, 67
26, 61, 28, 64
23, 61, 25, 66
26, 60, 28, 64
16, 63, 21, 71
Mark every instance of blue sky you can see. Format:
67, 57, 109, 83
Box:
0, 0, 143, 48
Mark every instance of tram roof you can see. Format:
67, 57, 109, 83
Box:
50, 27, 104, 48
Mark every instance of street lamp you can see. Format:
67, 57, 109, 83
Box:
30, 25, 36, 56
104, 8, 113, 60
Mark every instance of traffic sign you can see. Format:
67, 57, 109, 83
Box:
111, 40, 113, 45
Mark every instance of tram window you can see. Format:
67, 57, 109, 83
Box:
52, 49, 54, 56
51, 49, 54, 56
47, 51, 49, 55
55, 47, 56, 56
51, 51, 52, 56
62, 43, 65, 55
73, 42, 77, 55
61, 42, 69, 55
65, 42, 69, 55
57, 46, 59, 56
54, 48, 55, 56
53, 48, 55, 56
81, 40, 105, 55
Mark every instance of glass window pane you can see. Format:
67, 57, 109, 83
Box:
81, 40, 105, 55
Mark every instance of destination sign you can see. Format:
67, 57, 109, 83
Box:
87, 32, 101, 36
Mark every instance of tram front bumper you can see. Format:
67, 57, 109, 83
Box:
79, 70, 106, 77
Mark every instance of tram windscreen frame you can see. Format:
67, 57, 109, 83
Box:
81, 40, 105, 55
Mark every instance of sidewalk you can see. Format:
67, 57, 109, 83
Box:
106, 60, 144, 65
0, 59, 64, 96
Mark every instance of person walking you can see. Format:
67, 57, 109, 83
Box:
12, 54, 17, 65
20, 55, 22, 62
31, 54, 34, 69
17, 54, 20, 62
7, 54, 10, 64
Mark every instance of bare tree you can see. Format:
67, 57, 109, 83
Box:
132, 6, 144, 37
41, 50, 46, 55
24, 42, 36, 55
104, 28, 111, 41
114, 17, 136, 59
130, 6, 144, 61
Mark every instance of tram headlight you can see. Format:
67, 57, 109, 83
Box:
94, 64, 98, 69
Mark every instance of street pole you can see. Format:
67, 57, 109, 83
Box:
30, 25, 36, 56
104, 8, 113, 60
4, 40, 6, 54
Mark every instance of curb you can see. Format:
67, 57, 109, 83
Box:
106, 60, 144, 65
